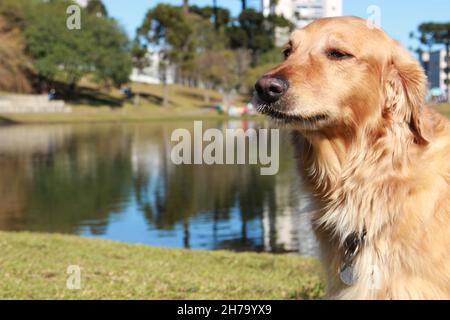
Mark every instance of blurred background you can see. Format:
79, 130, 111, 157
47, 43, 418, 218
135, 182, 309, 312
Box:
0, 0, 449, 256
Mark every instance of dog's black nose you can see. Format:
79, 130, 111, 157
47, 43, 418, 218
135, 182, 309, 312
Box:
255, 76, 289, 103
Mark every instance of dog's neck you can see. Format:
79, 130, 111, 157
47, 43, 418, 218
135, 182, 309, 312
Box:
298, 122, 420, 243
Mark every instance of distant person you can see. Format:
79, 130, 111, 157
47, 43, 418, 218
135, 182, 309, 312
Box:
244, 102, 256, 115
122, 87, 134, 99
214, 104, 225, 114
48, 88, 56, 101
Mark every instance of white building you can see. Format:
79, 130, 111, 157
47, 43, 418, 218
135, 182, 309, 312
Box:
427, 49, 449, 96
262, 0, 342, 46
262, 0, 342, 28
130, 50, 175, 85
74, 0, 89, 7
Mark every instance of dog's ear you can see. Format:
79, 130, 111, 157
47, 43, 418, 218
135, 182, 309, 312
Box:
383, 43, 429, 145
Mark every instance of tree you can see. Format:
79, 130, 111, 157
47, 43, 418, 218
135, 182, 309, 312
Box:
23, 0, 131, 95
138, 4, 195, 106
86, 0, 108, 17
189, 5, 231, 29
182, 0, 189, 15
416, 22, 450, 102
213, 0, 218, 29
88, 17, 132, 88
241, 0, 247, 11
195, 49, 251, 106
131, 40, 150, 105
227, 8, 293, 65
266, 0, 279, 15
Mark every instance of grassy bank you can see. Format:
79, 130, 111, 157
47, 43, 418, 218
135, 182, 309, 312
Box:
0, 107, 255, 125
0, 83, 252, 124
0, 232, 325, 300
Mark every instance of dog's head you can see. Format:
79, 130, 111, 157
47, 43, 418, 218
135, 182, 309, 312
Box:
254, 16, 428, 144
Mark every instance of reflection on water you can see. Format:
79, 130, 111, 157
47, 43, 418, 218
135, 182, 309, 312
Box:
0, 121, 318, 256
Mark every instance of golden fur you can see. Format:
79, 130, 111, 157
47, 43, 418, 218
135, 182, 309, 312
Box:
254, 16, 450, 299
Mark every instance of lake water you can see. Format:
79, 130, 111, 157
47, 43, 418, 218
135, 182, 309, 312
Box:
0, 121, 318, 256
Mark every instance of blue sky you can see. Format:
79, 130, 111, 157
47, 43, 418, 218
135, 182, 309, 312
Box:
103, 0, 450, 50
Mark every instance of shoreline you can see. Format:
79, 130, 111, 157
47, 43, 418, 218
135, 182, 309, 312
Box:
1, 103, 448, 126
0, 108, 262, 125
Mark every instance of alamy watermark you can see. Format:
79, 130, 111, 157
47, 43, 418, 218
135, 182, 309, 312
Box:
367, 5, 382, 29
66, 265, 81, 290
171, 121, 280, 176
66, 4, 81, 30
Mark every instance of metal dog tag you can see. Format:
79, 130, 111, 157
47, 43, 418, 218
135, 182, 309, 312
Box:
340, 265, 357, 286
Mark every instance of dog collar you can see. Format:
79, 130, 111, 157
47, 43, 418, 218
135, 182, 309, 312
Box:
339, 230, 367, 286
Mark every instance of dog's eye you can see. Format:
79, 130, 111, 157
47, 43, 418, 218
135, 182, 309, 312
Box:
327, 49, 353, 60
282, 42, 293, 60
283, 49, 291, 59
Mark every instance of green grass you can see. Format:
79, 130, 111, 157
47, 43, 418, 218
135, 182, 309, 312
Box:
0, 232, 325, 300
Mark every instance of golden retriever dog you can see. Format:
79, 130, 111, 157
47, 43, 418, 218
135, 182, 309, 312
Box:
254, 16, 450, 299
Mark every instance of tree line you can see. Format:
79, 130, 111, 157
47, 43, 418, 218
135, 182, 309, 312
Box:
134, 2, 293, 105
1, 1, 449, 105
0, 0, 291, 104
0, 0, 132, 96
